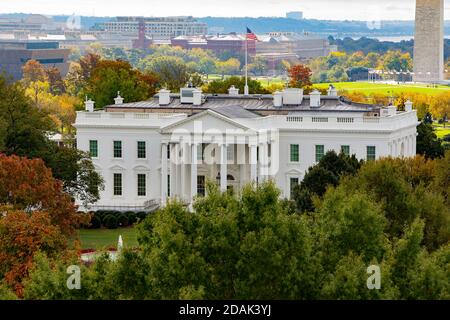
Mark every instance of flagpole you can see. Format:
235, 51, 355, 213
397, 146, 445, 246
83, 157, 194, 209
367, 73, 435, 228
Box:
244, 28, 249, 95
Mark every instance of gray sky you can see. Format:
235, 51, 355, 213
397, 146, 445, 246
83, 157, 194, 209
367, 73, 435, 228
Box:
1, 0, 450, 20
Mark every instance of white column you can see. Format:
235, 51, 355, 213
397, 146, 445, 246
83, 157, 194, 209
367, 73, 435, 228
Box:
220, 143, 227, 192
170, 144, 176, 198
250, 144, 257, 182
175, 143, 180, 197
180, 143, 187, 203
259, 142, 269, 182
161, 142, 168, 206
191, 143, 198, 203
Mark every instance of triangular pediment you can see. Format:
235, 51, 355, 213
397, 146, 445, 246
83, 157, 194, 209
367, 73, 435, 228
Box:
160, 109, 254, 134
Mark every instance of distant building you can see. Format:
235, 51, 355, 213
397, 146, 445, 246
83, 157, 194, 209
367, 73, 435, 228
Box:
0, 41, 70, 81
256, 32, 335, 60
95, 16, 208, 38
286, 12, 304, 20
171, 33, 256, 56
0, 14, 64, 32
132, 19, 153, 49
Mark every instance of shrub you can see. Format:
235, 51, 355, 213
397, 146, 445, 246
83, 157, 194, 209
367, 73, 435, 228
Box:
112, 211, 122, 219
136, 211, 148, 222
89, 215, 102, 229
117, 213, 129, 227
103, 214, 118, 229
125, 212, 137, 225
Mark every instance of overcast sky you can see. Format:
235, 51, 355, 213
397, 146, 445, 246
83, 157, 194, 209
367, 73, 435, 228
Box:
1, 0, 450, 20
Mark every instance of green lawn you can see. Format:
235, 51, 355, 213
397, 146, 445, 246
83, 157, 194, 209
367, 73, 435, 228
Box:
315, 82, 450, 96
433, 124, 450, 139
77, 227, 139, 250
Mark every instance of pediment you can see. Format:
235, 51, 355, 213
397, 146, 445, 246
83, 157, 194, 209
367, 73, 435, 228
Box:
160, 109, 253, 134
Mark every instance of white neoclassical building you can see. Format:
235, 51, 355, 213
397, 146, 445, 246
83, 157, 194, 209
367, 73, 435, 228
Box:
74, 86, 419, 211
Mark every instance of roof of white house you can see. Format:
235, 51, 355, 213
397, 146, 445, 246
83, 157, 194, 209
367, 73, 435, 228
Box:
104, 94, 377, 113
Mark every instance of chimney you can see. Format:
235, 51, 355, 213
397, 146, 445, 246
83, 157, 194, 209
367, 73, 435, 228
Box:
114, 91, 124, 105
327, 85, 338, 97
273, 91, 283, 107
228, 85, 239, 96
310, 90, 321, 107
193, 88, 203, 106
85, 98, 95, 112
159, 89, 171, 106
282, 88, 303, 105
405, 100, 413, 112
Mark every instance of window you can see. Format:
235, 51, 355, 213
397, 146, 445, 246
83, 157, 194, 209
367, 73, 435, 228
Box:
167, 175, 171, 197
290, 144, 299, 162
197, 144, 204, 161
89, 140, 98, 158
197, 176, 205, 197
367, 146, 376, 161
113, 173, 122, 196
167, 145, 171, 160
290, 177, 299, 199
137, 174, 146, 196
113, 141, 122, 158
341, 145, 350, 156
227, 145, 234, 162
137, 141, 146, 159
315, 145, 324, 162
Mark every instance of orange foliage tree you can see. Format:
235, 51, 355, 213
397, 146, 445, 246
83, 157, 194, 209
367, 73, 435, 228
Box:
288, 64, 312, 88
0, 154, 86, 295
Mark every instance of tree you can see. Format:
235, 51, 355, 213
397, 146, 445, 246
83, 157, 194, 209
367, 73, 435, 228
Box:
44, 146, 104, 207
45, 66, 65, 95
216, 58, 241, 78
416, 122, 445, 159
0, 154, 86, 235
87, 60, 158, 108
430, 91, 450, 124
0, 207, 66, 296
138, 182, 314, 300
0, 76, 103, 204
0, 155, 88, 296
288, 64, 312, 88
292, 151, 361, 213
203, 76, 269, 95
21, 60, 47, 86
142, 56, 189, 91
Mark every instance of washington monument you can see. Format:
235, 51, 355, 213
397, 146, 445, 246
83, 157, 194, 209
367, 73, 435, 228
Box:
413, 0, 444, 82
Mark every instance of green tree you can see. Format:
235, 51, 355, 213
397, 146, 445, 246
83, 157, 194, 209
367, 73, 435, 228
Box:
293, 151, 361, 213
416, 122, 445, 159
203, 76, 269, 95
142, 56, 189, 92
86, 60, 158, 108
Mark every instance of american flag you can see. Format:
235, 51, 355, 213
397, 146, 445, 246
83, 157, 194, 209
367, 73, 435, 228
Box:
246, 27, 258, 41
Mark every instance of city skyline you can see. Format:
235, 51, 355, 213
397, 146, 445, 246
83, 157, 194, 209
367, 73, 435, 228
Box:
1, 0, 450, 20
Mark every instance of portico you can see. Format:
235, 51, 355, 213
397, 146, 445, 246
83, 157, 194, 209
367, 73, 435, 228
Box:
159, 109, 274, 206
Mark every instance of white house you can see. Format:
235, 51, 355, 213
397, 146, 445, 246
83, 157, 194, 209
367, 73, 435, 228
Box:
74, 87, 419, 211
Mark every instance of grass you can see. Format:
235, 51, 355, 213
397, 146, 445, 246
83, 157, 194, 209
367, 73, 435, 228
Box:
314, 82, 450, 96
77, 227, 139, 250
433, 124, 450, 139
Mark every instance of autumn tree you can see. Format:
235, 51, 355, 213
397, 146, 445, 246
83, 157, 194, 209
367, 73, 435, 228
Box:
0, 76, 103, 205
288, 64, 312, 88
45, 66, 65, 95
0, 154, 87, 295
21, 60, 47, 86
